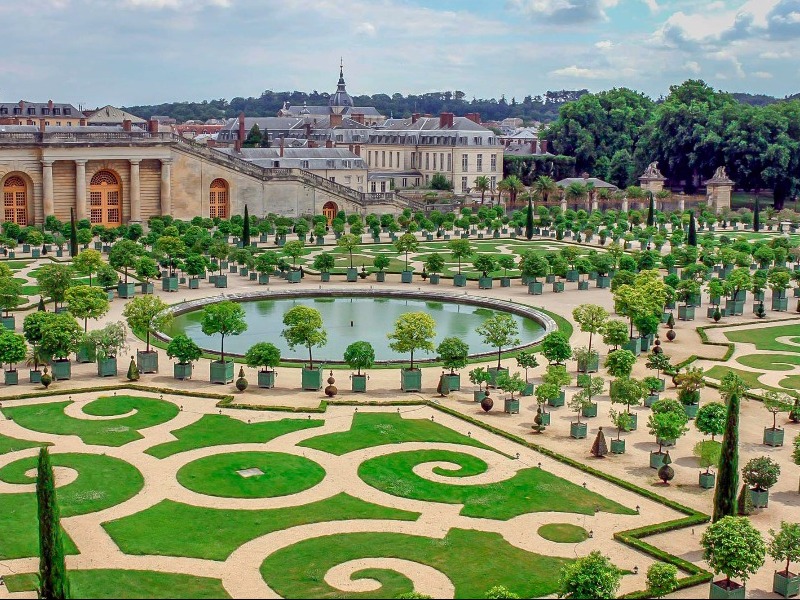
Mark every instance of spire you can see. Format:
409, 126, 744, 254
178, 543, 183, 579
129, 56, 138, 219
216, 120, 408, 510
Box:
337, 58, 346, 90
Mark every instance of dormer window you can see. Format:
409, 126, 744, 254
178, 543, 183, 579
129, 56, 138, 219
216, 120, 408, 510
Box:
53, 108, 61, 115
13, 107, 21, 115
42, 108, 50, 115
0, 107, 7, 115
27, 107, 35, 115
64, 108, 71, 115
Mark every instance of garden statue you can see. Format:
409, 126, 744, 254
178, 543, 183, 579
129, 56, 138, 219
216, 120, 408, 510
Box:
235, 366, 248, 392
325, 371, 338, 397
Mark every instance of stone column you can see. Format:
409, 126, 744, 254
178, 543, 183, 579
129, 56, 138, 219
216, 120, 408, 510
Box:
41, 160, 55, 222
75, 159, 87, 222
160, 158, 172, 217
621, 197, 629, 212
129, 159, 141, 223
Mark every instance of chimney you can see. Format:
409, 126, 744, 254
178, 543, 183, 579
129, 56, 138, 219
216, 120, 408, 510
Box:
466, 113, 481, 124
48, 99, 54, 110
352, 112, 364, 125
148, 119, 159, 134
330, 113, 342, 127
79, 118, 86, 126
530, 140, 537, 154
412, 113, 420, 124
539, 139, 548, 154
238, 112, 245, 141
326, 140, 333, 149
280, 136, 285, 157
354, 144, 361, 156
18, 100, 24, 110
308, 140, 317, 148
39, 120, 46, 133
439, 112, 451, 129
304, 123, 311, 138
234, 139, 242, 153
123, 119, 132, 132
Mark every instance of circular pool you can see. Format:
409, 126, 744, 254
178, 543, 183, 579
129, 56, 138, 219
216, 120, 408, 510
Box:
162, 290, 554, 364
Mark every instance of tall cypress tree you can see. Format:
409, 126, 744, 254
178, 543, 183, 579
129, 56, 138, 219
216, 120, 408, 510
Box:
713, 391, 740, 521
36, 447, 70, 599
69, 208, 78, 258
525, 196, 534, 240
646, 192, 655, 227
688, 211, 697, 247
753, 197, 761, 232
242, 205, 251, 248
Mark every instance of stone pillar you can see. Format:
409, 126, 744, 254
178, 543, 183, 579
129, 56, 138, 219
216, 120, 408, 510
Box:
704, 167, 735, 214
42, 160, 54, 221
160, 158, 172, 217
621, 197, 629, 212
75, 159, 87, 222
129, 159, 141, 223
678, 196, 685, 212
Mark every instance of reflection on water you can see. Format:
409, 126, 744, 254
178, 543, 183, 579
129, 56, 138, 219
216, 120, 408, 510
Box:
166, 297, 544, 362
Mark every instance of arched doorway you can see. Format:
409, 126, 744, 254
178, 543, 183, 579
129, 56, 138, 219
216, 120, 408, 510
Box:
89, 170, 122, 226
2, 175, 28, 225
209, 179, 229, 219
322, 201, 338, 225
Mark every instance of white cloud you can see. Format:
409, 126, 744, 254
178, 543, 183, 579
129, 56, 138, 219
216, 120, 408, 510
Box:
354, 22, 377, 37
760, 50, 792, 58
595, 40, 613, 50
121, 0, 231, 7
684, 61, 701, 74
507, 0, 620, 24
753, 71, 774, 78
550, 65, 610, 79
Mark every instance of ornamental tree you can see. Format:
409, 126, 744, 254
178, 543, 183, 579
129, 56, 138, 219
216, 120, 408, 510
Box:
0, 276, 24, 317
201, 300, 248, 364
519, 251, 549, 282
155, 236, 186, 276
571, 375, 604, 423
497, 254, 516, 278
647, 398, 689, 453
166, 334, 202, 366
742, 456, 781, 492
695, 402, 727, 440
36, 447, 71, 600
604, 349, 636, 378
714, 373, 744, 522
122, 296, 173, 353
572, 304, 608, 356
36, 263, 74, 310
496, 371, 527, 400
387, 311, 436, 370
424, 253, 445, 276
558, 550, 621, 600
65, 285, 109, 332
108, 239, 142, 283
516, 351, 538, 382
39, 313, 82, 360
394, 233, 419, 272
540, 330, 571, 366
0, 329, 26, 372
448, 239, 474, 275
312, 252, 335, 274
336, 233, 360, 270
701, 516, 765, 589
282, 305, 327, 369
343, 341, 375, 376
768, 521, 800, 577
254, 251, 279, 275
476, 314, 520, 369
23, 312, 52, 369
244, 342, 282, 373
646, 562, 678, 599
87, 321, 128, 359
135, 256, 160, 285
764, 390, 794, 430
610, 376, 646, 414
473, 254, 497, 278
373, 255, 390, 273
437, 337, 469, 374
602, 320, 629, 350
282, 240, 305, 268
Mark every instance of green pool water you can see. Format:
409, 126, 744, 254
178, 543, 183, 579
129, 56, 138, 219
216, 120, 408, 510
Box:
166, 296, 545, 362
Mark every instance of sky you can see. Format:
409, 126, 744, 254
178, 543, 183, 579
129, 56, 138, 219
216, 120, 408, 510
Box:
2, 0, 800, 108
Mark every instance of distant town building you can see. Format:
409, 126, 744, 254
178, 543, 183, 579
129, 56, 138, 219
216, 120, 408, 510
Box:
0, 100, 83, 127
84, 105, 147, 128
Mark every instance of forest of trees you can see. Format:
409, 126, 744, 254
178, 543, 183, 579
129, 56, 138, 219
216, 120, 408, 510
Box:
123, 89, 591, 124
544, 80, 800, 208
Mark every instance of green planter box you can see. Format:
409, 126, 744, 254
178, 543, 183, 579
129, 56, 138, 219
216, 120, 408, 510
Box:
376, 272, 386, 282
173, 362, 193, 380
627, 412, 638, 431
570, 422, 588, 439
229, 265, 238, 273
645, 394, 660, 408
215, 275, 228, 288
400, 368, 422, 392
521, 382, 534, 397
76, 341, 96, 364
478, 277, 493, 289
640, 335, 652, 352
208, 274, 217, 285
4, 369, 18, 385
699, 471, 716, 489
117, 282, 135, 299
596, 275, 610, 288
772, 296, 789, 311
286, 270, 301, 283
650, 451, 668, 469
577, 354, 599, 373
429, 274, 440, 285
189, 278, 200, 289
622, 338, 641, 356
545, 274, 556, 284
578, 281, 590, 291
97, 357, 118, 377
581, 402, 598, 418
320, 272, 331, 282
548, 390, 566, 407
683, 402, 699, 419
258, 370, 276, 389
751, 487, 770, 508
500, 277, 511, 288
773, 571, 800, 598
453, 274, 467, 287
442, 373, 460, 391
401, 271, 413, 284
140, 282, 155, 295
107, 290, 114, 301
302, 367, 323, 391
0, 315, 15, 331
29, 370, 42, 384
678, 305, 695, 321
539, 411, 551, 426
610, 439, 626, 454
725, 299, 744, 316
51, 359, 71, 381
22, 244, 30, 253
210, 360, 234, 384
162, 276, 179, 292
258, 274, 270, 285
473, 390, 486, 402
566, 270, 580, 282
239, 267, 249, 277
552, 281, 565, 293
351, 373, 367, 392
137, 350, 158, 374
764, 427, 785, 447
316, 237, 325, 246
346, 268, 358, 282
528, 281, 543, 295
487, 366, 509, 388
504, 398, 520, 414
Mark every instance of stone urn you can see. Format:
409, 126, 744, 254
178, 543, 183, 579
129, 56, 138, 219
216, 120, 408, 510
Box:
480, 391, 493, 412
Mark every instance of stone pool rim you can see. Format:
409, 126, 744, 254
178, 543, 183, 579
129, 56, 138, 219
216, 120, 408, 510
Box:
155, 288, 557, 367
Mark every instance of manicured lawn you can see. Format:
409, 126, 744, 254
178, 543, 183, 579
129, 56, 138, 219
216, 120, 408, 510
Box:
260, 528, 571, 599
298, 412, 495, 456
0, 452, 144, 559
726, 324, 800, 353
538, 523, 589, 543
358, 449, 635, 520
737, 353, 800, 371
0, 432, 49, 455
4, 570, 231, 599
177, 451, 325, 498
146, 414, 323, 458
2, 396, 180, 446
705, 366, 789, 392
103, 493, 418, 561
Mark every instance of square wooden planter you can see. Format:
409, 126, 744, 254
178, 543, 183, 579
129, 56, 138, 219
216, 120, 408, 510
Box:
400, 368, 422, 392
173, 362, 193, 380
429, 274, 440, 285
528, 281, 543, 295
76, 341, 97, 364
570, 422, 588, 439
210, 360, 234, 384
650, 451, 668, 469
709, 580, 746, 599
478, 277, 493, 289
346, 268, 358, 282
4, 369, 18, 385
258, 370, 276, 389
581, 402, 598, 418
773, 571, 800, 598
750, 488, 769, 508
137, 350, 159, 374
302, 367, 323, 391
50, 359, 72, 381
610, 439, 625, 454
215, 275, 228, 288
504, 398, 520, 414
97, 357, 118, 377
442, 373, 461, 391
258, 274, 270, 285
487, 367, 509, 389
351, 373, 367, 392
699, 471, 716, 489
401, 271, 413, 284
453, 274, 467, 287
189, 278, 200, 289
764, 427, 785, 446
287, 270, 302, 283
376, 272, 386, 282
117, 282, 136, 299
29, 370, 42, 384
547, 391, 566, 407
0, 315, 15, 331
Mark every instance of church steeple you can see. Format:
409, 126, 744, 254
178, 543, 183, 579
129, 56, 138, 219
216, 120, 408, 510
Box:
337, 58, 346, 89
329, 58, 354, 115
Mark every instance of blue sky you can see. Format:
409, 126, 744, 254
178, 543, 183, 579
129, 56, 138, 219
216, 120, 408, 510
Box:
2, 0, 799, 108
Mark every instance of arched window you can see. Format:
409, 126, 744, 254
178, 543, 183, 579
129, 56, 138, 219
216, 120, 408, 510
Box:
322, 201, 338, 225
89, 170, 121, 226
2, 175, 28, 225
210, 178, 229, 219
